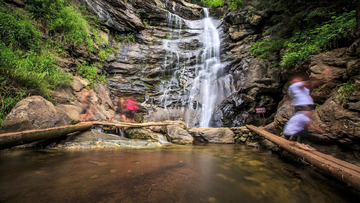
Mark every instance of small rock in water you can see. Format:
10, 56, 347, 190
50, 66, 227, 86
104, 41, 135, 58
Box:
89, 161, 109, 166
110, 169, 116, 173
208, 197, 216, 202
90, 175, 99, 179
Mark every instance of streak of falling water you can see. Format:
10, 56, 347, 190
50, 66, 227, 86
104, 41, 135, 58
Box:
186, 8, 223, 127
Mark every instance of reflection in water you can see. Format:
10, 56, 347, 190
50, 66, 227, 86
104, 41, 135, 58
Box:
0, 145, 359, 203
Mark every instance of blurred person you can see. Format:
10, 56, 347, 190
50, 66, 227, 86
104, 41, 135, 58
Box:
109, 97, 127, 122
80, 89, 94, 122
287, 75, 317, 112
283, 107, 325, 151
125, 96, 137, 123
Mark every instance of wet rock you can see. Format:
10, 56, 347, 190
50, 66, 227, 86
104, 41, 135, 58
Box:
77, 0, 144, 33
229, 24, 255, 41
239, 136, 248, 142
51, 88, 75, 104
165, 125, 193, 144
55, 104, 82, 121
188, 128, 235, 143
123, 127, 163, 140
5, 0, 25, 7
55, 130, 163, 149
71, 76, 90, 92
164, 120, 187, 130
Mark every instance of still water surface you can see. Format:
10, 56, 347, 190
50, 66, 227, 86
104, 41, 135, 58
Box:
0, 144, 359, 203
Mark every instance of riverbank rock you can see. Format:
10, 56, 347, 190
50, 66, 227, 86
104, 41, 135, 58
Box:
188, 128, 235, 144
54, 130, 162, 149
165, 125, 193, 144
123, 127, 164, 140
2, 96, 71, 132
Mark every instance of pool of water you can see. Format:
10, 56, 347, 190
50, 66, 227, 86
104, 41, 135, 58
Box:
0, 144, 359, 203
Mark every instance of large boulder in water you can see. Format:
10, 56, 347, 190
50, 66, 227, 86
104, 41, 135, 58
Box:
188, 128, 235, 144
2, 96, 71, 132
124, 127, 163, 140
165, 125, 193, 144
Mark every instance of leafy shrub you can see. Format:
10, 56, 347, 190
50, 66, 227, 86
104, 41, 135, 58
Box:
0, 6, 41, 51
25, 0, 90, 45
76, 62, 106, 84
200, 0, 243, 9
251, 11, 356, 68
337, 82, 357, 104
201, 0, 225, 7
115, 34, 136, 43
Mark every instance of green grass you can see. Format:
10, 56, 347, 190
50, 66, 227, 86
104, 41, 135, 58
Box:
0, 0, 116, 126
76, 62, 106, 84
114, 34, 136, 43
337, 82, 357, 104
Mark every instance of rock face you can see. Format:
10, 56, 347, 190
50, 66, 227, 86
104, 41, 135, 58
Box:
76, 0, 144, 33
264, 48, 360, 164
188, 128, 235, 143
2, 96, 71, 132
2, 80, 117, 133
124, 127, 162, 140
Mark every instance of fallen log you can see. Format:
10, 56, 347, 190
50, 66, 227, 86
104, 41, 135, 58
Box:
246, 124, 360, 192
91, 121, 175, 128
0, 123, 93, 150
0, 121, 176, 150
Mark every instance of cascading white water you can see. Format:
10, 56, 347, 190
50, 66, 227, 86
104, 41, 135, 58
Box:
147, 8, 234, 127
199, 8, 221, 127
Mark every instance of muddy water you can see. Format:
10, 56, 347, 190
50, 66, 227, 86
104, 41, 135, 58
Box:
0, 145, 359, 203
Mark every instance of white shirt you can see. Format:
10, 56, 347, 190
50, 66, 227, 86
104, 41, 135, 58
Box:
288, 82, 314, 106
283, 111, 311, 136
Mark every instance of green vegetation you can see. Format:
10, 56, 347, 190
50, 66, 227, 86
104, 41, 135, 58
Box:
137, 9, 145, 15
337, 82, 357, 104
76, 62, 106, 84
115, 33, 136, 43
251, 11, 356, 68
0, 0, 116, 126
247, 0, 357, 69
200, 0, 243, 10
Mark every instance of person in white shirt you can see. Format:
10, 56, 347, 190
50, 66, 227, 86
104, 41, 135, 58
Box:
287, 76, 317, 112
283, 107, 325, 150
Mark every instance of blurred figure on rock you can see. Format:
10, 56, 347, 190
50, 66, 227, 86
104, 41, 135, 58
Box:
109, 97, 127, 122
80, 89, 94, 122
287, 75, 317, 112
284, 70, 331, 150
125, 96, 137, 123
283, 106, 324, 150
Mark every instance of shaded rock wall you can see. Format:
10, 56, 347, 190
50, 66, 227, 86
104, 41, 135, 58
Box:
264, 48, 360, 164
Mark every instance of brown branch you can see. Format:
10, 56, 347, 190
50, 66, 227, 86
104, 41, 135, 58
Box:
145, 185, 152, 197
0, 94, 3, 111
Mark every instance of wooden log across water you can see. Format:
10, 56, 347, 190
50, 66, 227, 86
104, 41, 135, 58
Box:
0, 121, 175, 150
246, 124, 360, 192
0, 123, 93, 150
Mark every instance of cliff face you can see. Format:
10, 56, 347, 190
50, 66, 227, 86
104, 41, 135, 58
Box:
2, 0, 360, 163
216, 5, 360, 163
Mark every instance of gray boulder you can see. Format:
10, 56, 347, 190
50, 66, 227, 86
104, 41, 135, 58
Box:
2, 96, 71, 132
188, 128, 235, 143
165, 125, 193, 144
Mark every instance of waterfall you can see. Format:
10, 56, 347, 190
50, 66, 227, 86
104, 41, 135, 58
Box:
146, 8, 233, 128
195, 8, 221, 127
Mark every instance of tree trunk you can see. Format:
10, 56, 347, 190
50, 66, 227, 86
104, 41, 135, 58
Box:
0, 123, 93, 150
